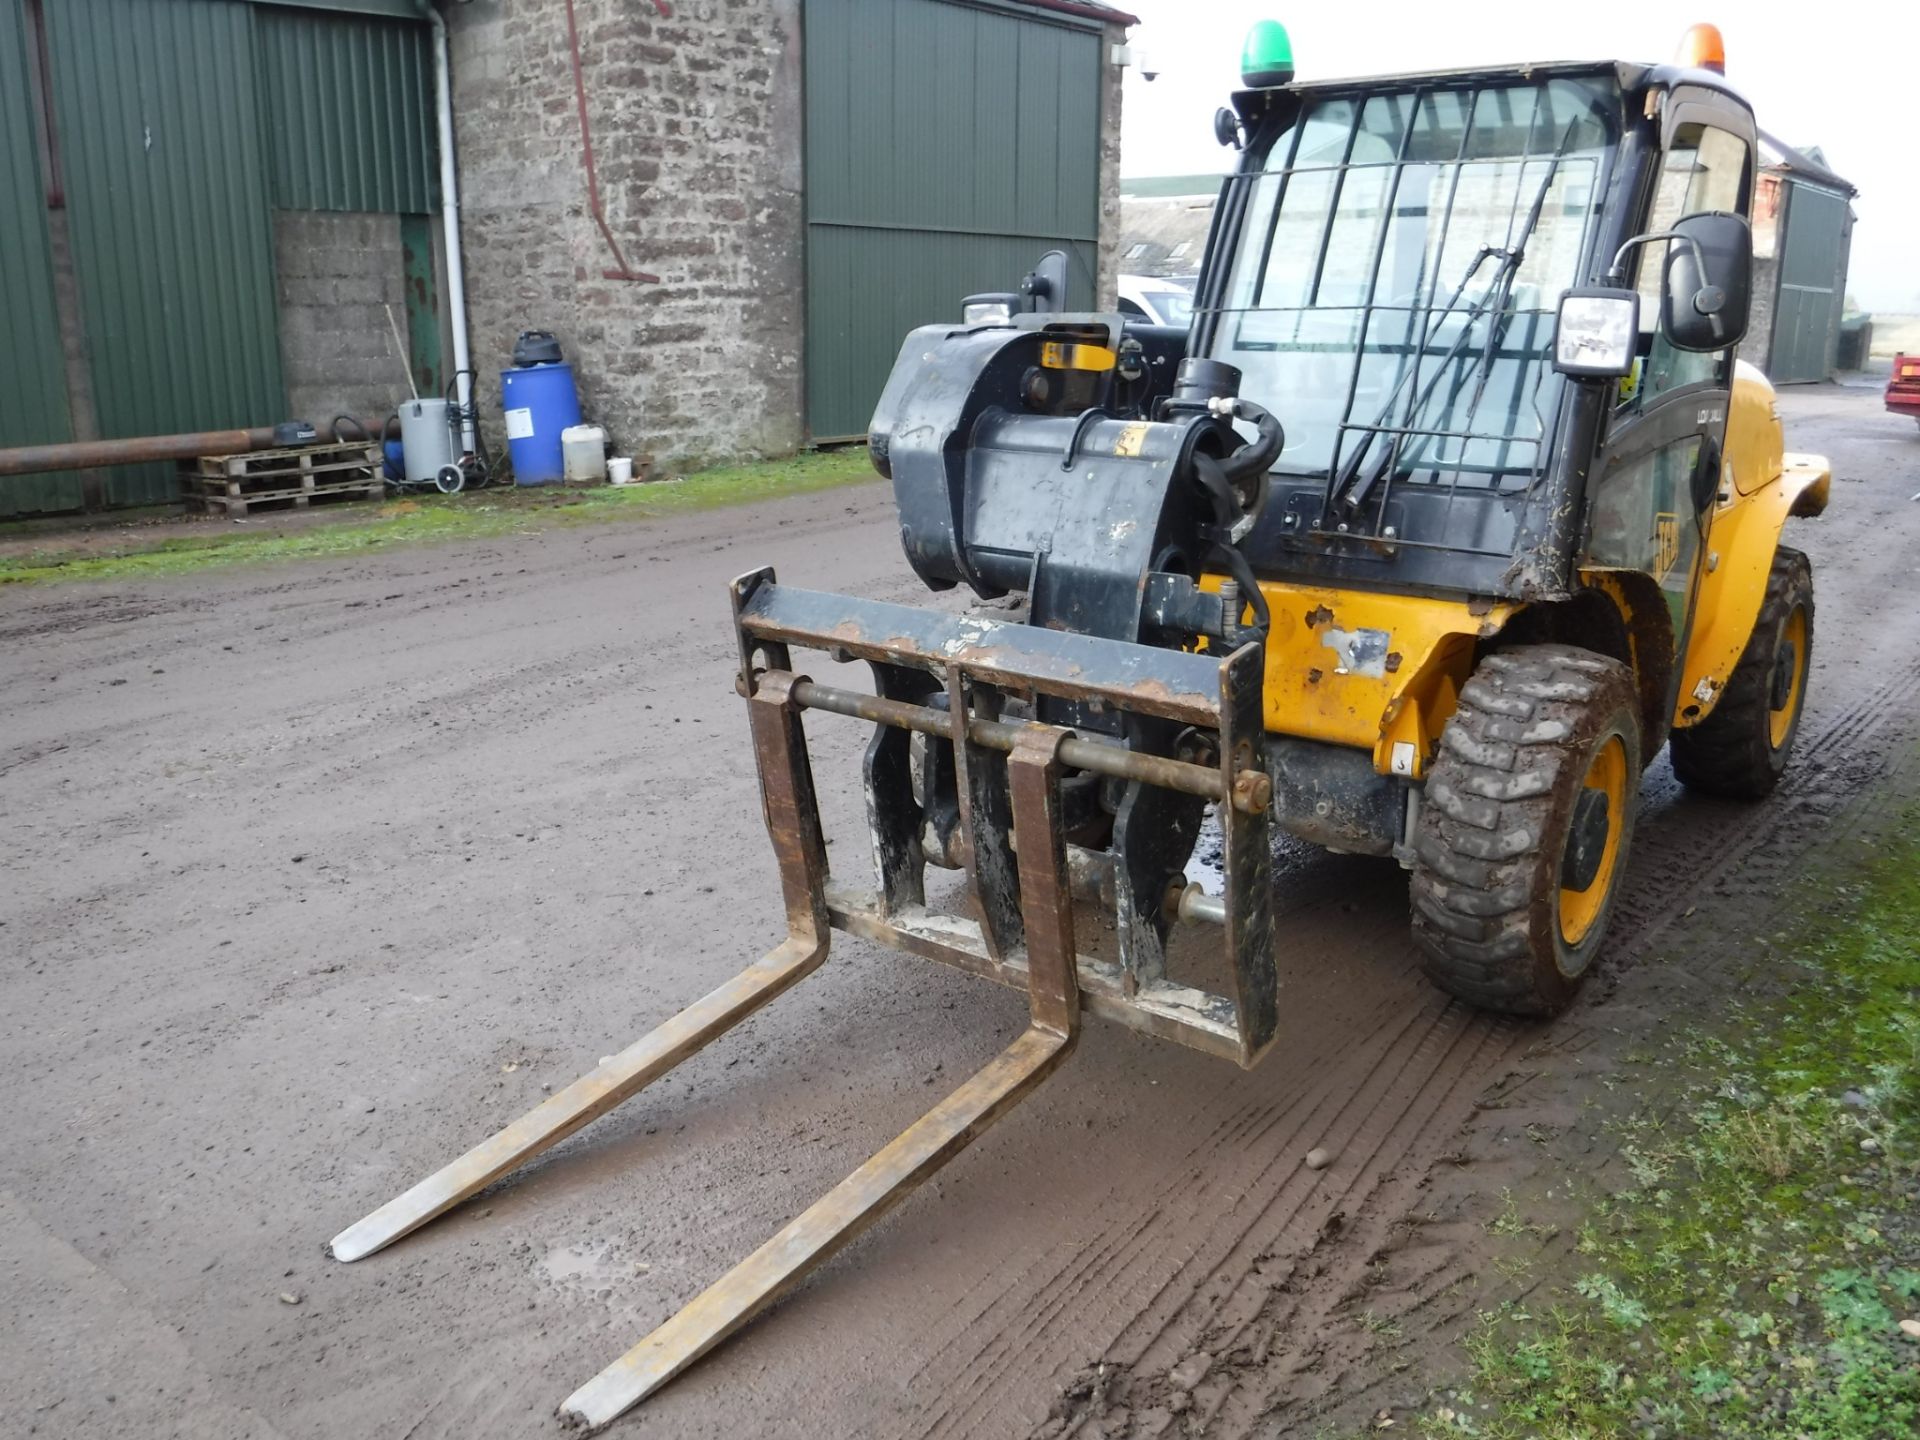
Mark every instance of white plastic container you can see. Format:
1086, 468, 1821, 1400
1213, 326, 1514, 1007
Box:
607, 456, 634, 485
560, 424, 608, 483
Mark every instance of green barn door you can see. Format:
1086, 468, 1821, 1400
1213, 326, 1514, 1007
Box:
44, 0, 285, 505
0, 0, 79, 517
1771, 185, 1847, 384
803, 0, 1105, 440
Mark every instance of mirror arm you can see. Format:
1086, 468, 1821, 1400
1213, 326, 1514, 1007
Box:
1605, 229, 1708, 287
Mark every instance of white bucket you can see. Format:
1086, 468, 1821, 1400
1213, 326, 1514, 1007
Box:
607, 456, 635, 485
561, 424, 608, 483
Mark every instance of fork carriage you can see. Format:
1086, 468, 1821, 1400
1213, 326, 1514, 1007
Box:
329, 567, 1285, 1428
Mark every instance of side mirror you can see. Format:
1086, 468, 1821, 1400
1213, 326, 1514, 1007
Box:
1553, 288, 1641, 378
1660, 211, 1751, 352
1214, 106, 1243, 149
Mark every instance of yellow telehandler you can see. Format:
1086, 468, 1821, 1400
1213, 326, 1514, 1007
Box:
332, 22, 1827, 1427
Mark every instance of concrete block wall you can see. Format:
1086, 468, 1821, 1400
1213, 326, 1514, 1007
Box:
447, 0, 805, 467
273, 211, 416, 430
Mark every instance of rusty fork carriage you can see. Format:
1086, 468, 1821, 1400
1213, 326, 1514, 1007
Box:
329, 567, 1281, 1428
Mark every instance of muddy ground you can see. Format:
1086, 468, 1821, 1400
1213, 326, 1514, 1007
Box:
3, 379, 1917, 1440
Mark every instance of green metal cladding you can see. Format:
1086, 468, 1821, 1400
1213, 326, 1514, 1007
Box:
0, 0, 79, 516
44, 0, 288, 505
2, 0, 435, 515
802, 0, 1106, 439
257, 4, 436, 214
1770, 183, 1850, 384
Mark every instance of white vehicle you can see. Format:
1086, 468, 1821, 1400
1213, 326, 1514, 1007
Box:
1118, 273, 1196, 328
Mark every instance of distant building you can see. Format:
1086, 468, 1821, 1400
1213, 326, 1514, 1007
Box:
1740, 134, 1858, 383
1118, 174, 1221, 279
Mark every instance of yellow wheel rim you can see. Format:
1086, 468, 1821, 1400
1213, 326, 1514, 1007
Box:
1557, 735, 1627, 948
1768, 607, 1809, 750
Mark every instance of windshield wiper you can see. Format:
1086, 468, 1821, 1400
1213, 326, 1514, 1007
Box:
1459, 132, 1575, 422
1333, 124, 1578, 514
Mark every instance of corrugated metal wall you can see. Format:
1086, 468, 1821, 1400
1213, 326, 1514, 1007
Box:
1770, 183, 1850, 384
44, 0, 287, 505
257, 5, 436, 214
802, 0, 1104, 439
0, 0, 80, 517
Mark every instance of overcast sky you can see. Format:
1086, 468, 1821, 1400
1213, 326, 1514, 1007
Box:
1117, 2, 1919, 312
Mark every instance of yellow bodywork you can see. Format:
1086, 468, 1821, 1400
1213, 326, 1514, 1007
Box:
1204, 576, 1515, 779
1670, 362, 1829, 725
1207, 367, 1829, 775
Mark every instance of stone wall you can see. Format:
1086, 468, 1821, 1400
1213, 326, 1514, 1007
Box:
1095, 23, 1124, 310
445, 0, 1125, 464
273, 211, 416, 430
446, 0, 805, 467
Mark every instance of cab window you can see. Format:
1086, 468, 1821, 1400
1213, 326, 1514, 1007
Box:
1626, 122, 1750, 405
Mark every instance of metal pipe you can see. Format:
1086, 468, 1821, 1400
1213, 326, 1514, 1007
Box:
788, 679, 1271, 814
416, 1, 474, 450
0, 423, 384, 478
1168, 881, 1228, 926
562, 0, 660, 284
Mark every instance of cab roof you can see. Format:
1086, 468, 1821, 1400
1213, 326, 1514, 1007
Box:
1248, 60, 1752, 121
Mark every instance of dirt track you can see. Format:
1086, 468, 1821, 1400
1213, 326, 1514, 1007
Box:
4, 380, 1918, 1439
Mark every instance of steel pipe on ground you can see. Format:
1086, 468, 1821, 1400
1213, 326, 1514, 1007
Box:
0, 422, 388, 478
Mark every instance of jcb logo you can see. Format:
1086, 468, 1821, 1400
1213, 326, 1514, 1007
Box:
1654, 512, 1681, 580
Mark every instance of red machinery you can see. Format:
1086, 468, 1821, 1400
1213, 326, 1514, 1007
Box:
1888, 354, 1920, 429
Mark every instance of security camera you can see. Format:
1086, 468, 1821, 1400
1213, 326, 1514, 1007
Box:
1139, 50, 1161, 82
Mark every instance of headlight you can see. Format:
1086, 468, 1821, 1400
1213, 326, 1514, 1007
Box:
1553, 289, 1640, 378
962, 300, 1013, 326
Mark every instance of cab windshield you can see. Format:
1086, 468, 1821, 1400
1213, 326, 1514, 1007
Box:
1206, 78, 1615, 496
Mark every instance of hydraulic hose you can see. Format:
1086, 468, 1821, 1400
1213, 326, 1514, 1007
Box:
1218, 396, 1284, 485
1190, 450, 1272, 636
1189, 396, 1284, 639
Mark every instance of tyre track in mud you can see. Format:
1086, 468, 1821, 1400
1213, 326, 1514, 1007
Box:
0, 386, 1914, 1440
1012, 383, 1920, 1438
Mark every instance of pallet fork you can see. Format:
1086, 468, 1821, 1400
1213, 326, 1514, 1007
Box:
330, 569, 1280, 1428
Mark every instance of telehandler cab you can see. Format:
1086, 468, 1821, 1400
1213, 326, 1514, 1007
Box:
333, 22, 1829, 1427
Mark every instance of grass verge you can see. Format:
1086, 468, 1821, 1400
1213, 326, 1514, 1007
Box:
0, 448, 875, 586
1421, 799, 1920, 1440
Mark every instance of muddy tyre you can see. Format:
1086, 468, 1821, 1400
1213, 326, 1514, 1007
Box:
1669, 547, 1813, 800
1410, 645, 1642, 1017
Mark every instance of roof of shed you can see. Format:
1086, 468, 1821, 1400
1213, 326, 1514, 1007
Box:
1012, 0, 1140, 28
1760, 130, 1858, 197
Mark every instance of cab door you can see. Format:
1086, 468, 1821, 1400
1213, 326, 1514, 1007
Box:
1581, 116, 1753, 643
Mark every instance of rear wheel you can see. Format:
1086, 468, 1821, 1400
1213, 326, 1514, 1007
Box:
1410, 644, 1642, 1017
1669, 547, 1814, 799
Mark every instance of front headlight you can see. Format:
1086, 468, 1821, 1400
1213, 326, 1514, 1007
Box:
1553, 288, 1640, 378
962, 299, 1013, 326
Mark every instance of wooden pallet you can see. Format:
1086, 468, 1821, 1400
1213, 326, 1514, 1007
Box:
182, 443, 383, 518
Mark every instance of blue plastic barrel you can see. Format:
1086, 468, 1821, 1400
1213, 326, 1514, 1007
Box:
500, 361, 582, 485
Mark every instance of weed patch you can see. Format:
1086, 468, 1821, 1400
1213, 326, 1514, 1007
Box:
0, 448, 875, 586
1417, 803, 1920, 1439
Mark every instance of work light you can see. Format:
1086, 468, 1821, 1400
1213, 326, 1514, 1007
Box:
1553, 288, 1640, 378
962, 297, 1014, 325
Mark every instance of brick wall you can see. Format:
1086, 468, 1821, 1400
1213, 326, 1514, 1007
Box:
447, 0, 805, 467
273, 211, 416, 430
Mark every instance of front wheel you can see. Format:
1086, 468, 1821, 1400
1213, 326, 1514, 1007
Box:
1669, 547, 1814, 799
1410, 644, 1643, 1017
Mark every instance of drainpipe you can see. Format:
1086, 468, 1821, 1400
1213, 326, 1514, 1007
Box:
415, 0, 474, 450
